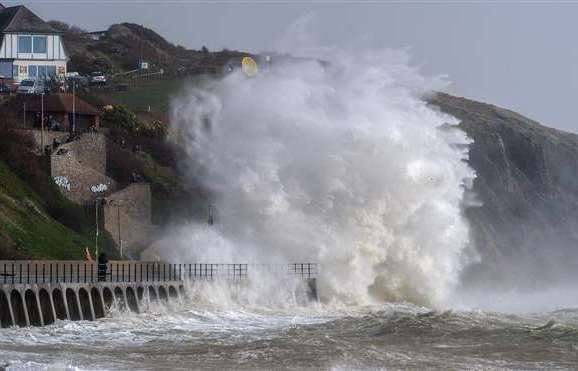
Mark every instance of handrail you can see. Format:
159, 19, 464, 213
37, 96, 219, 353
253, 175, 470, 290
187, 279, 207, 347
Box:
0, 261, 318, 284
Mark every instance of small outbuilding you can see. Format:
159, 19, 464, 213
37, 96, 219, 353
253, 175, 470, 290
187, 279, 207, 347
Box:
22, 93, 101, 132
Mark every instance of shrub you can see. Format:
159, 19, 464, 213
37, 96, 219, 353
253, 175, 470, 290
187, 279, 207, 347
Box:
102, 105, 139, 132
139, 119, 168, 138
103, 105, 167, 138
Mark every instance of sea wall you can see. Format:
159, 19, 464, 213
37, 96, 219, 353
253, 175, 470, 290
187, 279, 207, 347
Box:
50, 133, 116, 203
103, 183, 153, 256
0, 261, 318, 328
0, 281, 183, 327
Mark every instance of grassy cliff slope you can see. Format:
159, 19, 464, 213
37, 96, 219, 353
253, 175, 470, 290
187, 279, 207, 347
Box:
0, 161, 119, 260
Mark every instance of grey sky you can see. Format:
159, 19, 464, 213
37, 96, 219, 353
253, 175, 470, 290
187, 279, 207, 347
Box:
9, 0, 578, 133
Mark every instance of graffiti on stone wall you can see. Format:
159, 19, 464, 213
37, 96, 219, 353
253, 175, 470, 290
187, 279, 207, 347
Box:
90, 183, 109, 193
53, 176, 71, 191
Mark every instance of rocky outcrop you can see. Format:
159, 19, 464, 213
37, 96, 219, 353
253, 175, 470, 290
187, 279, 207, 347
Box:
428, 93, 578, 289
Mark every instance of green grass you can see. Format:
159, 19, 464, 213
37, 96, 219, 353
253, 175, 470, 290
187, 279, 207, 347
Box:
106, 76, 206, 114
139, 151, 181, 191
0, 161, 119, 260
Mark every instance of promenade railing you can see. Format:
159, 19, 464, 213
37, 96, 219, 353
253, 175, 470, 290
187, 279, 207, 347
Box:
0, 261, 318, 285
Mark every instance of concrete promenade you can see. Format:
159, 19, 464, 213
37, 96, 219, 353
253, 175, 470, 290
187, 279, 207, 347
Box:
0, 261, 318, 327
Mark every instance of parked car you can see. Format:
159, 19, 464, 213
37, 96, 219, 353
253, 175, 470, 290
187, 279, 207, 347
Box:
16, 79, 48, 95
90, 71, 107, 86
66, 74, 89, 89
0, 81, 11, 94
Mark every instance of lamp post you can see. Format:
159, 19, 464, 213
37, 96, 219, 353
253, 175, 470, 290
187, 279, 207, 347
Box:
94, 197, 105, 258
208, 204, 215, 226
72, 82, 76, 133
40, 92, 44, 153
118, 204, 122, 258
109, 199, 126, 258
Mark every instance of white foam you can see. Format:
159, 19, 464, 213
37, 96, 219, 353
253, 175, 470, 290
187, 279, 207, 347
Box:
152, 49, 475, 308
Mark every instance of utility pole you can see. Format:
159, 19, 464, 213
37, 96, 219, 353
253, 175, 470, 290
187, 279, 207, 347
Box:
208, 204, 215, 226
109, 199, 125, 258
72, 82, 76, 133
140, 24, 144, 69
117, 204, 123, 259
40, 93, 44, 153
95, 198, 100, 258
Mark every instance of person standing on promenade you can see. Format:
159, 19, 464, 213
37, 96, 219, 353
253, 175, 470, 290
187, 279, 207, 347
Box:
97, 253, 108, 282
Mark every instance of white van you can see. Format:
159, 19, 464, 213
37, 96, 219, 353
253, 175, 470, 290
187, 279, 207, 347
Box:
17, 79, 46, 95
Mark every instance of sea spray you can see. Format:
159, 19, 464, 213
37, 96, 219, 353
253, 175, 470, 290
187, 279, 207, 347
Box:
150, 51, 476, 307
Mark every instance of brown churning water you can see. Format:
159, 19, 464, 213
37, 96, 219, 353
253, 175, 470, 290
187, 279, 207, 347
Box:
0, 298, 576, 370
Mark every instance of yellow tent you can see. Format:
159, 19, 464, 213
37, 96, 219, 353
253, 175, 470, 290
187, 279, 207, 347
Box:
241, 56, 258, 77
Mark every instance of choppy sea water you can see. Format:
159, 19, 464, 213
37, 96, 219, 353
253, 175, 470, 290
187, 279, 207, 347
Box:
0, 294, 577, 371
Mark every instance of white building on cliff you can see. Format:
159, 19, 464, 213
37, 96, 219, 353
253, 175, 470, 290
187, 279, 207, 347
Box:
0, 3, 67, 82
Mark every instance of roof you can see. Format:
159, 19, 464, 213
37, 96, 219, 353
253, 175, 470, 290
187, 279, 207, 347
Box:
24, 94, 101, 116
0, 5, 59, 34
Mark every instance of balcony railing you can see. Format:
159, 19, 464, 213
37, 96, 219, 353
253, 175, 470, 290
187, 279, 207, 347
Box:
0, 261, 318, 285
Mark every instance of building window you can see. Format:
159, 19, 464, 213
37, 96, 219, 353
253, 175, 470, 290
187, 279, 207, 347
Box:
28, 65, 57, 79
0, 62, 12, 78
18, 36, 32, 53
38, 65, 47, 78
32, 36, 47, 53
12, 64, 18, 78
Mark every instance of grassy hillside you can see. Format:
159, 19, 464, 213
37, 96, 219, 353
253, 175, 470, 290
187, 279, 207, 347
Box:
48, 21, 253, 77
0, 161, 119, 260
107, 79, 186, 113
94, 75, 209, 116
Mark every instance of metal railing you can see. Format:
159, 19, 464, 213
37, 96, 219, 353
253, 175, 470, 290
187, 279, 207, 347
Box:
0, 261, 318, 285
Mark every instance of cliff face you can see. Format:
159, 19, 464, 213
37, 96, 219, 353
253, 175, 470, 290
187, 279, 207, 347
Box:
429, 93, 578, 289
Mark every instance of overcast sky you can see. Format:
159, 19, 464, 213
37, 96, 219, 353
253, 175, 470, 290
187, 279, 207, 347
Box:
8, 0, 578, 133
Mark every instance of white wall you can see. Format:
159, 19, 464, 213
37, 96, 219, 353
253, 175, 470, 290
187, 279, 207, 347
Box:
0, 33, 67, 60
0, 33, 68, 82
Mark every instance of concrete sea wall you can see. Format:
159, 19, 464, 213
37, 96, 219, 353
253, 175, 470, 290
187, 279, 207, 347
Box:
0, 281, 183, 327
0, 261, 318, 328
